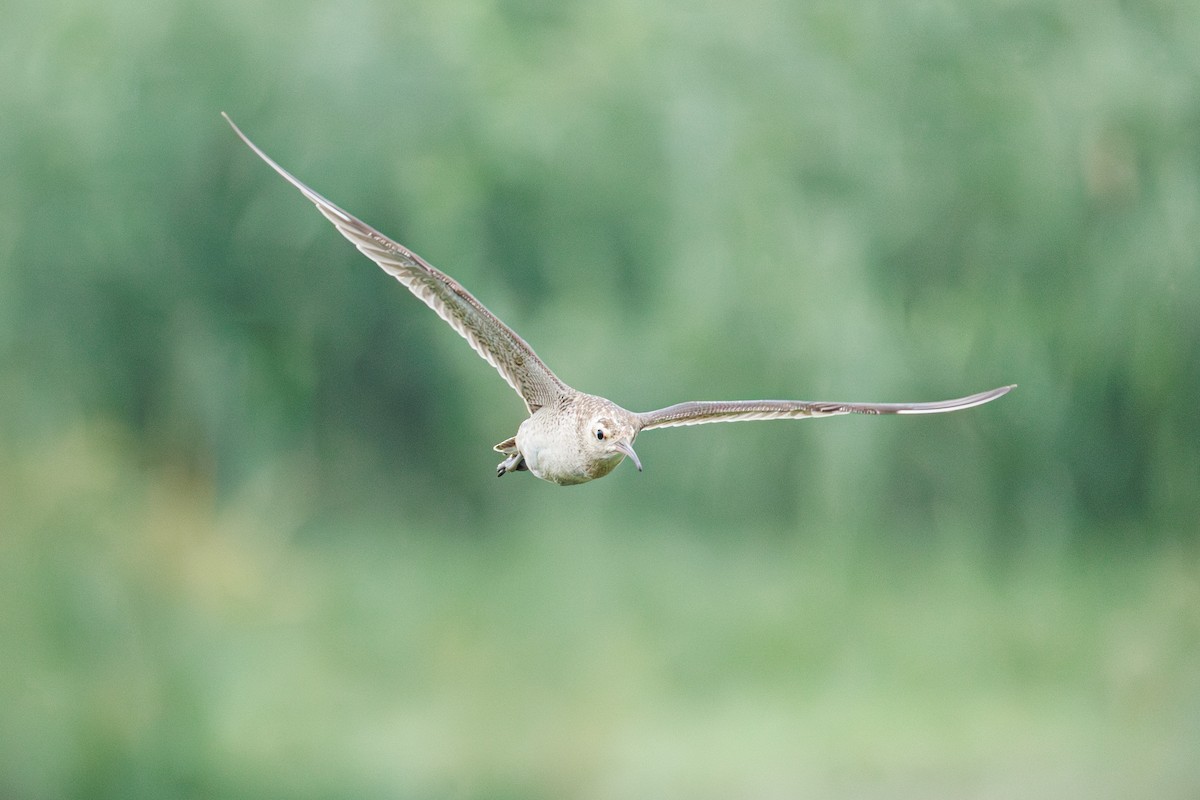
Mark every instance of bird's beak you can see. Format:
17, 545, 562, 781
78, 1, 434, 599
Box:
615, 440, 643, 472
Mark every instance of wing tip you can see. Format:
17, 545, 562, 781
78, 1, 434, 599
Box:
221, 112, 357, 227
220, 111, 249, 144
993, 383, 1018, 398
990, 383, 1018, 399
895, 383, 1017, 414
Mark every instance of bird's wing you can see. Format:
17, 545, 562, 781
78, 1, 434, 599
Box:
223, 113, 569, 414
637, 385, 1014, 431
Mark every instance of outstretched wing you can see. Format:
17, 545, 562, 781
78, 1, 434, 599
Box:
637, 385, 1014, 431
223, 113, 569, 414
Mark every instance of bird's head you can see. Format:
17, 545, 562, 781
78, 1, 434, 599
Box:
580, 404, 642, 477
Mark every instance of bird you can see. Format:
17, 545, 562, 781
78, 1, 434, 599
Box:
222, 113, 1014, 486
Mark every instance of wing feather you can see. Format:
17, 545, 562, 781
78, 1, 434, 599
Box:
223, 113, 568, 413
638, 385, 1014, 431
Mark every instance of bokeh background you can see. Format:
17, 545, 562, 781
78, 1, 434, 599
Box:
2, 0, 1198, 797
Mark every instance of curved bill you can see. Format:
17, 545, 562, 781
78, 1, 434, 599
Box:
615, 440, 643, 472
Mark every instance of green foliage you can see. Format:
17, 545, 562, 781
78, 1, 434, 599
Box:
1, 0, 1198, 796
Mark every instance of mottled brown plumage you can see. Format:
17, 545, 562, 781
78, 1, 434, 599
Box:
224, 114, 1014, 486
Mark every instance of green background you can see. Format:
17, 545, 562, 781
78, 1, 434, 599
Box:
2, 0, 1198, 797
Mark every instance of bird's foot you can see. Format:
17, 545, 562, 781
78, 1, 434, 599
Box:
496, 453, 525, 477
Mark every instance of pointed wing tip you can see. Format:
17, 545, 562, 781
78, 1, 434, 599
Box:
954, 383, 1018, 409
994, 383, 1018, 399
885, 383, 1015, 415
220, 111, 245, 140
945, 383, 1017, 412
220, 113, 279, 171
220, 113, 358, 227
992, 384, 1017, 398
975, 383, 1016, 408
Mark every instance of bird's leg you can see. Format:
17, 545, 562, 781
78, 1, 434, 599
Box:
496, 452, 526, 477
493, 435, 527, 477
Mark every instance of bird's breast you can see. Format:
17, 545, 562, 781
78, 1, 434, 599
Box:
516, 412, 593, 485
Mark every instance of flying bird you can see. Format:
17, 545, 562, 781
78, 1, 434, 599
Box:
223, 113, 1014, 486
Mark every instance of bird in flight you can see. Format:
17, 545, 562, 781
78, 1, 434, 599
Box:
223, 114, 1014, 486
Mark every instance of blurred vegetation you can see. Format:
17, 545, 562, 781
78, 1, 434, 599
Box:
2, 0, 1198, 797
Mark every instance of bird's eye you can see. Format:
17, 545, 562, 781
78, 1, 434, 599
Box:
595, 429, 606, 441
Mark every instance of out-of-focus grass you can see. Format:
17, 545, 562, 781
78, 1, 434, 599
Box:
3, 422, 1197, 799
